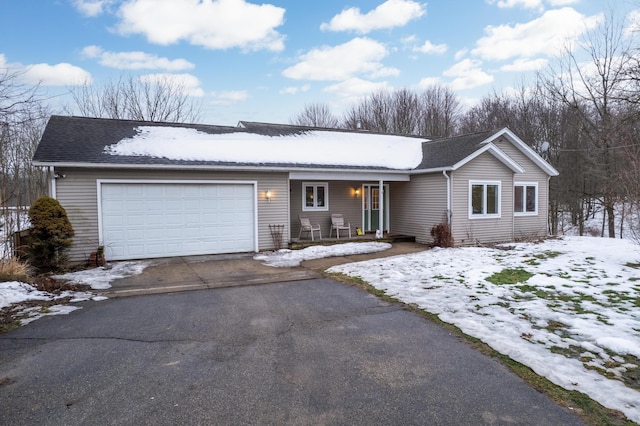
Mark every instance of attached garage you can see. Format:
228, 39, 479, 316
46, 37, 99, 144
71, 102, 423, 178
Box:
98, 180, 257, 260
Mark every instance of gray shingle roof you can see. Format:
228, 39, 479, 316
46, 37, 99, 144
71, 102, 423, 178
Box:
416, 130, 496, 170
33, 115, 243, 166
33, 116, 527, 173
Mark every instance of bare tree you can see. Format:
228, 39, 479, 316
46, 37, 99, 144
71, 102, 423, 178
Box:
541, 11, 636, 238
289, 102, 340, 128
67, 74, 202, 123
417, 84, 461, 137
390, 88, 420, 135
0, 68, 49, 256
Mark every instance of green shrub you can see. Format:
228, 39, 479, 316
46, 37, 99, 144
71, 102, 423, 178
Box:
27, 196, 75, 272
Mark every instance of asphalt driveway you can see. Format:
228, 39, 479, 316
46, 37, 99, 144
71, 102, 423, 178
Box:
0, 277, 584, 425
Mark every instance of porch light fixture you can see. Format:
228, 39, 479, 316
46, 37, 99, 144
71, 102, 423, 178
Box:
266, 190, 272, 202
353, 188, 361, 197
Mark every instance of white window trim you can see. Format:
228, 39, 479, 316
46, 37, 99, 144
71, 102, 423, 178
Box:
469, 180, 501, 219
302, 182, 329, 211
514, 181, 538, 216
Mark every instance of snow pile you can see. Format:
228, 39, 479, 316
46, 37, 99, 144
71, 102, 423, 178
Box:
254, 242, 392, 267
54, 261, 150, 289
0, 280, 103, 325
105, 126, 425, 169
329, 236, 640, 423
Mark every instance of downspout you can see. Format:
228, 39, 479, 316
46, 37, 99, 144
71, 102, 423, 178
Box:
442, 170, 451, 224
512, 174, 515, 241
49, 166, 57, 199
547, 175, 551, 236
378, 179, 384, 237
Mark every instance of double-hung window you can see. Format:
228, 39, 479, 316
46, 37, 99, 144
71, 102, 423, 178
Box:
514, 182, 538, 215
302, 182, 328, 211
469, 181, 501, 218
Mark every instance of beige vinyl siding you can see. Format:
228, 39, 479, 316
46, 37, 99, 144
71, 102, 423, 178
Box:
389, 174, 447, 245
290, 180, 362, 239
451, 153, 514, 245
493, 137, 550, 239
53, 168, 289, 262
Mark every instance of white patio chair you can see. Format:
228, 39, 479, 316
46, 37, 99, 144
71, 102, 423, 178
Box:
330, 214, 351, 239
298, 216, 322, 241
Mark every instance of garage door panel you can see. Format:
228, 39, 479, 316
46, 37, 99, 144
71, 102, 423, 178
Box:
101, 182, 255, 260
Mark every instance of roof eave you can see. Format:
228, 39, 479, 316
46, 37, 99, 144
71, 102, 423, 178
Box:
451, 143, 525, 174
482, 127, 559, 176
409, 166, 453, 175
32, 161, 411, 174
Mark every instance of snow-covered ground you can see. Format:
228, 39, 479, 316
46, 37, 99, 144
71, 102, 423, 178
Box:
0, 262, 151, 326
0, 281, 106, 325
53, 261, 151, 290
327, 236, 640, 423
254, 241, 391, 267
2, 235, 638, 422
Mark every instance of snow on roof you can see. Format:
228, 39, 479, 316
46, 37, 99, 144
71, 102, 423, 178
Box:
104, 126, 426, 169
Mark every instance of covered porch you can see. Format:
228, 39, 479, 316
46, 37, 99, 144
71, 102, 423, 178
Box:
288, 170, 411, 244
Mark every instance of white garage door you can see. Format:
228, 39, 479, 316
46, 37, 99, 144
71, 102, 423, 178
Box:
100, 182, 256, 260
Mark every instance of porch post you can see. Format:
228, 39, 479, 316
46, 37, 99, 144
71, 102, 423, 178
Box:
378, 179, 384, 236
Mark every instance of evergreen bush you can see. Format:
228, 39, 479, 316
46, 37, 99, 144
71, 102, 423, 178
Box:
27, 196, 74, 272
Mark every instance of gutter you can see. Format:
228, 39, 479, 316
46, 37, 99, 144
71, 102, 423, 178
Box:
31, 161, 414, 175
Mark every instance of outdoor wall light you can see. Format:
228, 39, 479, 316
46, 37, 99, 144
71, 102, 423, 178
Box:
266, 190, 272, 202
353, 188, 361, 197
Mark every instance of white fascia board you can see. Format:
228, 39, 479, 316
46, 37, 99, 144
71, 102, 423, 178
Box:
32, 161, 412, 180
289, 170, 410, 181
482, 128, 559, 176
409, 167, 453, 175
451, 143, 525, 174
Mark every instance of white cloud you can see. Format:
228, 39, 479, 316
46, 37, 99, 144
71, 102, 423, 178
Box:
282, 37, 394, 81
417, 77, 442, 88
413, 40, 448, 55
401, 35, 418, 45
625, 10, 640, 36
115, 0, 285, 52
472, 7, 603, 61
487, 0, 542, 8
547, 0, 579, 5
486, 0, 576, 8
454, 48, 469, 61
23, 63, 92, 86
324, 77, 391, 103
320, 0, 426, 33
501, 57, 548, 72
443, 59, 493, 90
72, 0, 114, 17
81, 45, 194, 71
279, 84, 311, 95
210, 90, 249, 105
139, 73, 204, 97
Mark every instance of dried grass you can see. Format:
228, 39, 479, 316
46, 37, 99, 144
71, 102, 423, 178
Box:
0, 257, 30, 282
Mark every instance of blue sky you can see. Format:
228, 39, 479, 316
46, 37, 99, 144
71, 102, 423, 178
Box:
1, 0, 631, 125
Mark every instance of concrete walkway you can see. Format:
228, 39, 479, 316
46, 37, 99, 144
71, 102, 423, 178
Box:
100, 242, 428, 298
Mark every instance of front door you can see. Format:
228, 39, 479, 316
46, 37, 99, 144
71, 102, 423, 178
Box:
363, 184, 389, 232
